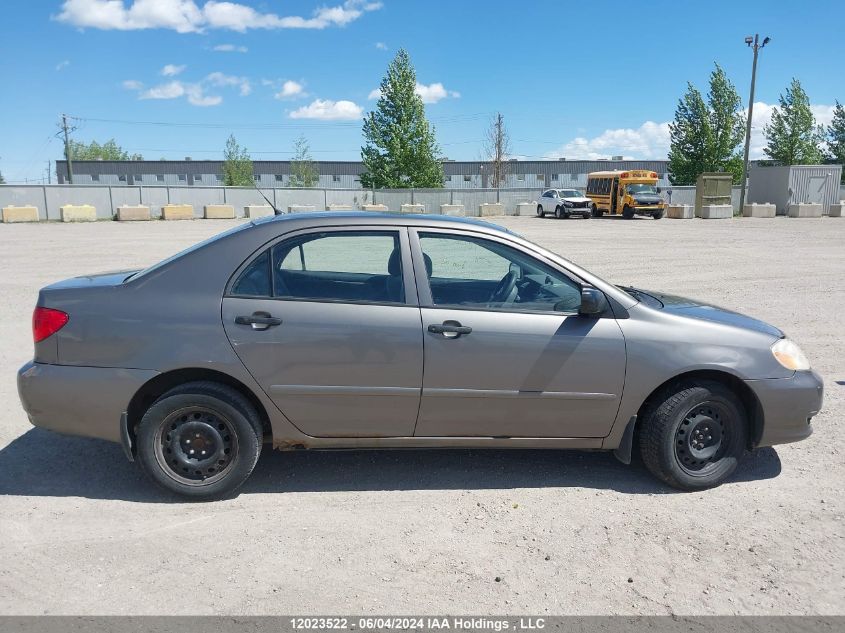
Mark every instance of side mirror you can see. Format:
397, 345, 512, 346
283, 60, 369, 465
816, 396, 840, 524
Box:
656, 187, 662, 193
579, 287, 608, 316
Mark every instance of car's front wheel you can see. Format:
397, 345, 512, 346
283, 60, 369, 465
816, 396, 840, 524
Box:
136, 381, 264, 500
622, 205, 635, 219
555, 206, 566, 219
638, 381, 747, 491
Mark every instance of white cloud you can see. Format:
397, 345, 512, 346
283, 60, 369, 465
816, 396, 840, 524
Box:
140, 80, 187, 100
161, 63, 186, 76
368, 81, 460, 104
275, 80, 305, 99
545, 121, 671, 160
375, 41, 387, 50
56, 60, 70, 71
122, 79, 144, 90
289, 98, 363, 120
56, 0, 382, 32
206, 71, 251, 95
541, 102, 838, 161
213, 43, 248, 52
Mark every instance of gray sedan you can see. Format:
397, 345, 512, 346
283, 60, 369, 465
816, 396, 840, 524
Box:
18, 213, 822, 499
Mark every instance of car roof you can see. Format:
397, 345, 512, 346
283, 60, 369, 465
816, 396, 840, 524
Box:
253, 211, 518, 235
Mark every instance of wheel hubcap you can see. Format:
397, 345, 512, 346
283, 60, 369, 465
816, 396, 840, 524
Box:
155, 407, 238, 485
675, 404, 726, 471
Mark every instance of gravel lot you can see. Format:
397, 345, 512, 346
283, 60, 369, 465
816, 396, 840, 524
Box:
0, 215, 843, 616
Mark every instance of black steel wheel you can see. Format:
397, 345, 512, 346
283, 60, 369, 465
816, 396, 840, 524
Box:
638, 381, 747, 491
136, 381, 263, 500
153, 406, 239, 486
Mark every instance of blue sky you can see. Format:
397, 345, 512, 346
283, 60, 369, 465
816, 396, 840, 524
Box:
1, 0, 844, 182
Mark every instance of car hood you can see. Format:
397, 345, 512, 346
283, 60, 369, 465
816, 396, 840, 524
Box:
633, 194, 662, 204
635, 288, 784, 338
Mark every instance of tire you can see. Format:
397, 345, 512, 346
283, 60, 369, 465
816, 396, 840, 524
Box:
583, 209, 592, 219
593, 206, 604, 218
653, 210, 664, 220
537, 204, 545, 218
136, 381, 264, 500
622, 205, 635, 220
555, 206, 566, 219
638, 381, 747, 491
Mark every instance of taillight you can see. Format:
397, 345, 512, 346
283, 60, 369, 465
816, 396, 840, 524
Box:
33, 307, 69, 343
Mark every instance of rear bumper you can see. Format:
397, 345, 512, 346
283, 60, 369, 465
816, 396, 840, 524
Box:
17, 361, 158, 443
746, 370, 824, 447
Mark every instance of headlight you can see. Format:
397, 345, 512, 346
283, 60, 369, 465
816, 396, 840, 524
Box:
563, 201, 573, 207
771, 338, 810, 371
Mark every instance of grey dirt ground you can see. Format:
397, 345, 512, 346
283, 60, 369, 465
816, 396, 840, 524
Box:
0, 215, 843, 615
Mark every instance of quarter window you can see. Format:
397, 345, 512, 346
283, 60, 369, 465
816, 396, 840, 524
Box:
418, 233, 582, 313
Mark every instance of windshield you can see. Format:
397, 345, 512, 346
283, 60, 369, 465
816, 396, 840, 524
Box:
625, 183, 658, 195
560, 190, 581, 198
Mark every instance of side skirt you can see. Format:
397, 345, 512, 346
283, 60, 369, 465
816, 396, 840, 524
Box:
273, 436, 605, 451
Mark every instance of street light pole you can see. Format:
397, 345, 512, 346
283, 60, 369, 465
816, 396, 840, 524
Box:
739, 34, 770, 214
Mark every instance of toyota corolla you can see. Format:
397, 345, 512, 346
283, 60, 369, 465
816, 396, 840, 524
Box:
18, 213, 823, 499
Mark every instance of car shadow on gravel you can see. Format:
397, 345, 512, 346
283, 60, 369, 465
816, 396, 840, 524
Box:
0, 428, 782, 502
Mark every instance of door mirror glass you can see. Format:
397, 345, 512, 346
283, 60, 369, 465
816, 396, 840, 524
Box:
579, 286, 608, 316
656, 186, 662, 193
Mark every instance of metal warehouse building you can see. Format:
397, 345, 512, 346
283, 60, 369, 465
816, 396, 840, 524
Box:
55, 159, 673, 189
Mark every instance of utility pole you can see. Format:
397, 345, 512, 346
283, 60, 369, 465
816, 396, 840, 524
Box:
61, 113, 74, 184
739, 34, 770, 213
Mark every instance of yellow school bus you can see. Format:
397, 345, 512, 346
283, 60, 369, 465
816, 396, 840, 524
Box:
586, 170, 665, 219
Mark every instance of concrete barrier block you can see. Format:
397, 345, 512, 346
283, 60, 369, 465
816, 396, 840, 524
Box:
440, 204, 465, 216
788, 203, 823, 218
204, 204, 235, 219
245, 205, 274, 219
60, 204, 97, 222
290, 205, 318, 213
829, 202, 844, 217
362, 204, 389, 212
743, 203, 776, 218
162, 204, 194, 220
2, 205, 39, 223
697, 204, 732, 219
116, 205, 151, 221
479, 203, 505, 216
400, 204, 425, 214
515, 203, 536, 216
667, 204, 694, 219
325, 204, 353, 212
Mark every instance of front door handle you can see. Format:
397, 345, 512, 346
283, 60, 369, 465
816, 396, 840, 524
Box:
235, 312, 282, 330
428, 321, 472, 338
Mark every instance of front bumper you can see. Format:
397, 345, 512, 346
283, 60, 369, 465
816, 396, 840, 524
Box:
17, 361, 158, 443
745, 369, 824, 447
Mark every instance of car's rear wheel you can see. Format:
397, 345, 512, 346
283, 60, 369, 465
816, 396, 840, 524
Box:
537, 204, 545, 218
638, 382, 747, 491
136, 381, 263, 500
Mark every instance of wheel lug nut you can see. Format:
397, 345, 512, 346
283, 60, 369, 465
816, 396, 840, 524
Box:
186, 439, 191, 444
189, 449, 195, 455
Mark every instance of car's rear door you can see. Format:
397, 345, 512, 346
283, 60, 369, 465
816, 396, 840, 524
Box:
410, 228, 626, 438
222, 226, 423, 438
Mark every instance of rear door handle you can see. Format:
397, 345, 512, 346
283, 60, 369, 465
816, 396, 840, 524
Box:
235, 312, 282, 329
428, 322, 472, 338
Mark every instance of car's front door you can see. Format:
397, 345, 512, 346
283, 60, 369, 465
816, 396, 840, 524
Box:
222, 227, 423, 438
410, 228, 626, 438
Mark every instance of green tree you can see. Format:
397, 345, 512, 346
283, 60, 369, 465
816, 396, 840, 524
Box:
361, 49, 444, 188
222, 134, 254, 186
764, 78, 823, 165
289, 135, 319, 187
68, 139, 142, 160
824, 100, 845, 180
668, 64, 746, 185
